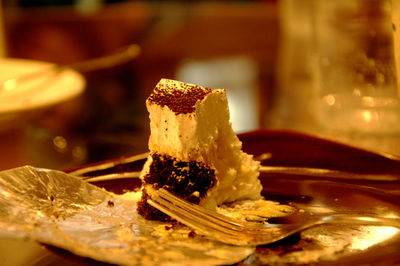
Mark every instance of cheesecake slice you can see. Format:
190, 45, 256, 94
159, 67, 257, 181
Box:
137, 78, 262, 220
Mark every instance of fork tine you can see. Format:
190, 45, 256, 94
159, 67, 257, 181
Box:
148, 189, 239, 232
83, 172, 141, 182
148, 192, 255, 245
147, 188, 280, 246
156, 189, 252, 230
68, 152, 148, 177
148, 197, 243, 238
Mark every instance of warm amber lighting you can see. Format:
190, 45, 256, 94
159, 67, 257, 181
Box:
352, 88, 362, 96
2, 78, 17, 91
1, 191, 10, 197
349, 226, 399, 251
361, 110, 373, 123
53, 136, 68, 153
324, 94, 336, 106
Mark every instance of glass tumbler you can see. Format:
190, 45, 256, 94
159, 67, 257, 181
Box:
313, 0, 400, 134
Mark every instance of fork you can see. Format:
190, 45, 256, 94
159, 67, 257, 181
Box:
1, 44, 140, 93
147, 188, 400, 246
73, 159, 400, 184
76, 164, 400, 194
67, 150, 400, 183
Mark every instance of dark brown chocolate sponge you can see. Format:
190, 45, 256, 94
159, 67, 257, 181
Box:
137, 153, 217, 221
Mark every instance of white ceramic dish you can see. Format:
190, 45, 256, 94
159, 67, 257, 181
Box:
0, 58, 85, 127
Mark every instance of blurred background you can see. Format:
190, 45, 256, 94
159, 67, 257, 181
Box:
2, 1, 400, 265
1, 0, 400, 172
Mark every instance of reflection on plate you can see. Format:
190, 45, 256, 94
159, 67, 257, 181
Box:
0, 58, 85, 128
254, 179, 400, 265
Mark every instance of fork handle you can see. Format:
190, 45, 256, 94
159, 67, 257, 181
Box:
321, 214, 400, 228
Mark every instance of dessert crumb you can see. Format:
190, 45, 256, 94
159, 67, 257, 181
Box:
165, 225, 173, 231
188, 230, 196, 238
107, 200, 115, 207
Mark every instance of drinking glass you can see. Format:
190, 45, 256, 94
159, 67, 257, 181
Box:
313, 0, 400, 134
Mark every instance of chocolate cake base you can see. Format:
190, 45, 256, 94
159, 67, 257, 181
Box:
137, 153, 217, 220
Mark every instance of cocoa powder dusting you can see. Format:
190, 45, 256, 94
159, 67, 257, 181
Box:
147, 79, 212, 114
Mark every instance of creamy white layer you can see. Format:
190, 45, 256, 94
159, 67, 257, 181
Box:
142, 79, 262, 209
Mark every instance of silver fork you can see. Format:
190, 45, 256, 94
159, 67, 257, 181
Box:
68, 151, 399, 184
147, 188, 400, 246
1, 44, 140, 92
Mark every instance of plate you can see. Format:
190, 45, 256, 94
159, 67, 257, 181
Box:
1, 130, 400, 265
0, 58, 85, 128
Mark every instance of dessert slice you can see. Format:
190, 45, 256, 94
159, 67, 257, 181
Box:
137, 78, 262, 220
